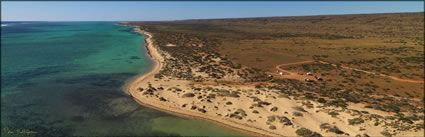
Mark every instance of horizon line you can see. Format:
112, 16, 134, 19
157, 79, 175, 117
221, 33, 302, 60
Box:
2, 11, 423, 22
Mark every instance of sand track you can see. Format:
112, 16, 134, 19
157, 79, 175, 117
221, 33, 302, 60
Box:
317, 61, 424, 84
273, 60, 424, 83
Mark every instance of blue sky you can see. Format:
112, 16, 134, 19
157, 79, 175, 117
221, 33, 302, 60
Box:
1, 2, 424, 21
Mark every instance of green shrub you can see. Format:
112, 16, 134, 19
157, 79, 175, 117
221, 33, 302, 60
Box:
348, 118, 364, 125
320, 123, 330, 129
258, 101, 271, 106
364, 105, 373, 108
327, 99, 347, 107
310, 132, 323, 137
380, 131, 392, 137
296, 128, 313, 137
229, 113, 242, 120
328, 126, 344, 134
328, 111, 339, 117
255, 85, 262, 88
398, 117, 413, 124
293, 112, 304, 117
345, 96, 359, 103
270, 106, 278, 112
219, 91, 240, 98
269, 125, 276, 130
182, 93, 195, 97
317, 98, 327, 103
292, 106, 307, 112
207, 93, 216, 99
267, 115, 276, 122
386, 104, 400, 113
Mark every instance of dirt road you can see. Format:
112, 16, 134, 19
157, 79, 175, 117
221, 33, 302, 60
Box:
273, 60, 424, 83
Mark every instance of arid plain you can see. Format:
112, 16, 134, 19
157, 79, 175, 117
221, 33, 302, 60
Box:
126, 12, 424, 137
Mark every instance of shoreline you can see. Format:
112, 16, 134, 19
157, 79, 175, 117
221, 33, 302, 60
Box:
124, 25, 280, 137
121, 31, 157, 94
123, 26, 162, 94
123, 24, 424, 137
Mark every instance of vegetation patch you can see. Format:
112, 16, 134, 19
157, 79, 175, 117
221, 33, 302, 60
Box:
348, 117, 365, 125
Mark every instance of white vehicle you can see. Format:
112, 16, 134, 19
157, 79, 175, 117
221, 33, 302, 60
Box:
305, 79, 313, 82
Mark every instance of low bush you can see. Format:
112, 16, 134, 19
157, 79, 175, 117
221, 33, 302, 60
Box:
293, 112, 304, 117
348, 118, 364, 125
328, 111, 339, 117
182, 93, 196, 97
296, 128, 313, 137
317, 98, 327, 103
269, 125, 276, 130
380, 131, 392, 137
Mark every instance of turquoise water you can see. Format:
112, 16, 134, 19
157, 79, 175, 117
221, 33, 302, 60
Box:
1, 22, 245, 136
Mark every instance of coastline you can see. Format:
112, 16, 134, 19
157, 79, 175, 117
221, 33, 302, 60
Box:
123, 24, 424, 137
121, 29, 157, 94
124, 25, 279, 137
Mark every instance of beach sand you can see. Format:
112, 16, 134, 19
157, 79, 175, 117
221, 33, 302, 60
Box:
125, 27, 278, 136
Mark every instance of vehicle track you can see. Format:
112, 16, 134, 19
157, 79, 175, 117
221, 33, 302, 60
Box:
273, 60, 424, 83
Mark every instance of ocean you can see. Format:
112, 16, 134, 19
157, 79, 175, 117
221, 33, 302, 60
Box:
1, 22, 244, 136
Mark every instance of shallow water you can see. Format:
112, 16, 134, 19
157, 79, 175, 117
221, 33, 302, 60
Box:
1, 22, 245, 136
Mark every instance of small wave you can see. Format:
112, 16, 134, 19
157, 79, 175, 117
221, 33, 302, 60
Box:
1, 24, 8, 27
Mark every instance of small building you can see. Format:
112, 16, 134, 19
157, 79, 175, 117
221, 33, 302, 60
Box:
317, 77, 323, 81
305, 79, 313, 82
268, 74, 274, 78
306, 72, 313, 76
279, 72, 284, 75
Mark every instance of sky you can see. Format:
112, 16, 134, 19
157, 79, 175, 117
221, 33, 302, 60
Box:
1, 2, 424, 21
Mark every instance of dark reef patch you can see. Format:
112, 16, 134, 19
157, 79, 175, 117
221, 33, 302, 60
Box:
55, 72, 135, 89
70, 116, 85, 122
130, 56, 141, 59
2, 65, 71, 90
